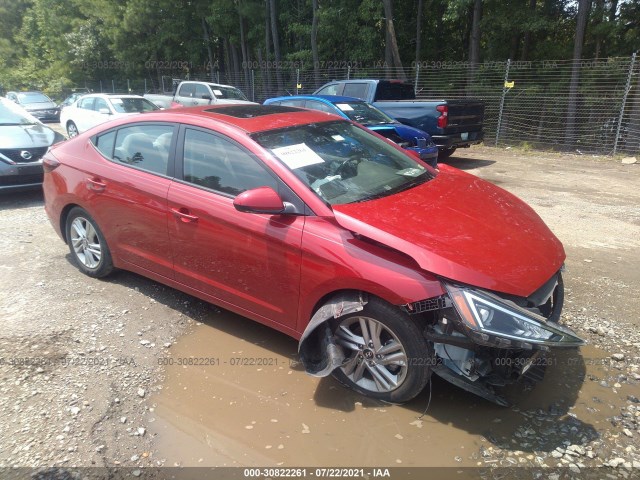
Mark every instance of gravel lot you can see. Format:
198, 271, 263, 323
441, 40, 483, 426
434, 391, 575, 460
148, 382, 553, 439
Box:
0, 143, 639, 475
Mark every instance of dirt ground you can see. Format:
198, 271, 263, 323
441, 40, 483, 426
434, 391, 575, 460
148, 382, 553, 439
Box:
0, 143, 639, 476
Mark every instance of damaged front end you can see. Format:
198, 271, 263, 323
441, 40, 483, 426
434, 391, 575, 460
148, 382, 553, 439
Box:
416, 271, 584, 405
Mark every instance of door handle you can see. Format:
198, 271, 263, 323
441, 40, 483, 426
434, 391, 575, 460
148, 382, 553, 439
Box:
171, 207, 199, 223
86, 178, 106, 192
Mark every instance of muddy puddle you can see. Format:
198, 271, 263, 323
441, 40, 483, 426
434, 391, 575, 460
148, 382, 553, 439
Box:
149, 309, 632, 468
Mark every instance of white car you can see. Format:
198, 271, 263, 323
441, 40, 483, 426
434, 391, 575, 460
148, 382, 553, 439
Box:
60, 94, 159, 138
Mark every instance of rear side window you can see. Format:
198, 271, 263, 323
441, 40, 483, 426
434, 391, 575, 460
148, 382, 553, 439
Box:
342, 83, 369, 100
96, 125, 174, 176
95, 130, 116, 157
182, 129, 277, 196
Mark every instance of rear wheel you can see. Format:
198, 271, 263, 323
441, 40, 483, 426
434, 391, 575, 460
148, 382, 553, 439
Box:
438, 147, 457, 160
66, 121, 79, 138
65, 207, 113, 278
331, 298, 432, 403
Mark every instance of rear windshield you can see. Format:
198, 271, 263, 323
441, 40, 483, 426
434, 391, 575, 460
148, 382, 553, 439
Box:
110, 98, 159, 113
373, 82, 416, 101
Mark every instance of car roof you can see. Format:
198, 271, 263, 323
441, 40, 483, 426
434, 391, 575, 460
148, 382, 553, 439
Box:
265, 95, 365, 105
138, 104, 344, 134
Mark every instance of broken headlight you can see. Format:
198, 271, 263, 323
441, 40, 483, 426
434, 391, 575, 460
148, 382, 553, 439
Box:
444, 283, 584, 348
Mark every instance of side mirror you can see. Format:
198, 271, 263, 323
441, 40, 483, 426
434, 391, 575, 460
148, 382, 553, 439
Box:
98, 108, 111, 115
201, 94, 212, 100
234, 187, 287, 214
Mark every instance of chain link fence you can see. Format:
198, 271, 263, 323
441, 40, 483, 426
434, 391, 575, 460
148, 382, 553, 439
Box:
84, 54, 640, 155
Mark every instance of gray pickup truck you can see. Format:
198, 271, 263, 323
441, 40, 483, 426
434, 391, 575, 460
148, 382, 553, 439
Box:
314, 79, 484, 158
145, 81, 255, 109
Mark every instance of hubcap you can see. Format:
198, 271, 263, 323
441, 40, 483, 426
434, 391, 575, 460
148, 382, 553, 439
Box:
70, 217, 102, 268
334, 316, 408, 393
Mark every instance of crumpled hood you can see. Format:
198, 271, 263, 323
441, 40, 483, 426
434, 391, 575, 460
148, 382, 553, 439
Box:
332, 165, 565, 297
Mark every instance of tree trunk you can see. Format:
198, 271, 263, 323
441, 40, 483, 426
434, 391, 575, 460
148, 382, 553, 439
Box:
415, 0, 423, 65
311, 0, 320, 88
609, 0, 618, 22
238, 11, 250, 89
269, 0, 283, 93
382, 0, 405, 80
564, 0, 590, 148
201, 18, 215, 82
521, 0, 536, 61
469, 0, 482, 66
593, 0, 605, 59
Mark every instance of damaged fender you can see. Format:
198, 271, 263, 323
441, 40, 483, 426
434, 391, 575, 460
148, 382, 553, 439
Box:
298, 292, 368, 377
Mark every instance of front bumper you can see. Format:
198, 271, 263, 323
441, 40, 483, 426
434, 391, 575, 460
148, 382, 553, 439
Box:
0, 161, 44, 191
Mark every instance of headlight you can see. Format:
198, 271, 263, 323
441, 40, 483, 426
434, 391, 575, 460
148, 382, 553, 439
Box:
445, 283, 584, 348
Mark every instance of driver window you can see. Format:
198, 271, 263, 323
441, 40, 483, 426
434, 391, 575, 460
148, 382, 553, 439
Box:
182, 129, 278, 196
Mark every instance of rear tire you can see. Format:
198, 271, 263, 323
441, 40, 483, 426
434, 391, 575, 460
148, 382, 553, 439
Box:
67, 121, 79, 138
65, 207, 113, 278
331, 297, 432, 403
438, 147, 457, 160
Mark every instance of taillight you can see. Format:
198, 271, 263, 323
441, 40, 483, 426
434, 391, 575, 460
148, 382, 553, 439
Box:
43, 154, 60, 173
436, 105, 448, 129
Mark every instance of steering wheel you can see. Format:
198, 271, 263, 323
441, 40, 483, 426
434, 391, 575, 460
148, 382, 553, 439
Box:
334, 156, 361, 179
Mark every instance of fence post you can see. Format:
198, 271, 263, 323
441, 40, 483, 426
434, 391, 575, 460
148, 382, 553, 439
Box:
296, 68, 300, 94
495, 59, 511, 147
112, 80, 115, 93
414, 63, 420, 96
347, 65, 351, 80
614, 52, 637, 155
251, 69, 255, 102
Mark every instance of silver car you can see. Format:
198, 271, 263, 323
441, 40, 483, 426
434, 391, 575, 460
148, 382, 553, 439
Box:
5, 91, 60, 123
0, 98, 65, 191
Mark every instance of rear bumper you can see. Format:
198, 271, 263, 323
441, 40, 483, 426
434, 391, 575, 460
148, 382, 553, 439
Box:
433, 131, 484, 149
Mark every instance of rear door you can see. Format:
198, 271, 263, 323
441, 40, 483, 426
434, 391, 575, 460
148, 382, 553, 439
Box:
86, 122, 177, 279
167, 126, 305, 328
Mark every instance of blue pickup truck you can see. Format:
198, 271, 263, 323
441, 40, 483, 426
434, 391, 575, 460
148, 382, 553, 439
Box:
314, 79, 484, 159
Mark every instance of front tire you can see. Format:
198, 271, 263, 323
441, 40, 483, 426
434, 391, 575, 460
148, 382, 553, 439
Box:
65, 207, 113, 278
331, 297, 432, 403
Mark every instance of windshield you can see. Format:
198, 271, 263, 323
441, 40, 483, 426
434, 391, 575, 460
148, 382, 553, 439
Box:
17, 92, 52, 104
334, 101, 396, 125
209, 85, 249, 101
253, 121, 433, 205
0, 99, 39, 125
110, 97, 159, 113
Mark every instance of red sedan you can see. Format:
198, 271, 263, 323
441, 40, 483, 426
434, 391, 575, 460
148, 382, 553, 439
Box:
43, 105, 583, 405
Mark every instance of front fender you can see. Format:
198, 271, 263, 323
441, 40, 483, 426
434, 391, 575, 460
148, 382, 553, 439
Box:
297, 291, 367, 377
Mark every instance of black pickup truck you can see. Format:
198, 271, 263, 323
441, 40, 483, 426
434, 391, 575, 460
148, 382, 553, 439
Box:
314, 79, 484, 159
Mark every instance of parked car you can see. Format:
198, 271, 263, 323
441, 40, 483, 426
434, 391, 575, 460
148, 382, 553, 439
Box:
145, 81, 255, 109
5, 91, 60, 123
43, 104, 583, 406
60, 93, 159, 138
314, 79, 485, 159
264, 95, 439, 168
0, 98, 65, 191
59, 91, 88, 109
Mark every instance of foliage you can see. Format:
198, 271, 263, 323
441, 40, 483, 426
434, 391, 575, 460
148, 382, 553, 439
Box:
0, 0, 638, 98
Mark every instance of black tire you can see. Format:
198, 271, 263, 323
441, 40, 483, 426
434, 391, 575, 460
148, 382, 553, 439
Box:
331, 297, 432, 403
65, 207, 114, 278
67, 121, 79, 138
438, 147, 457, 160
